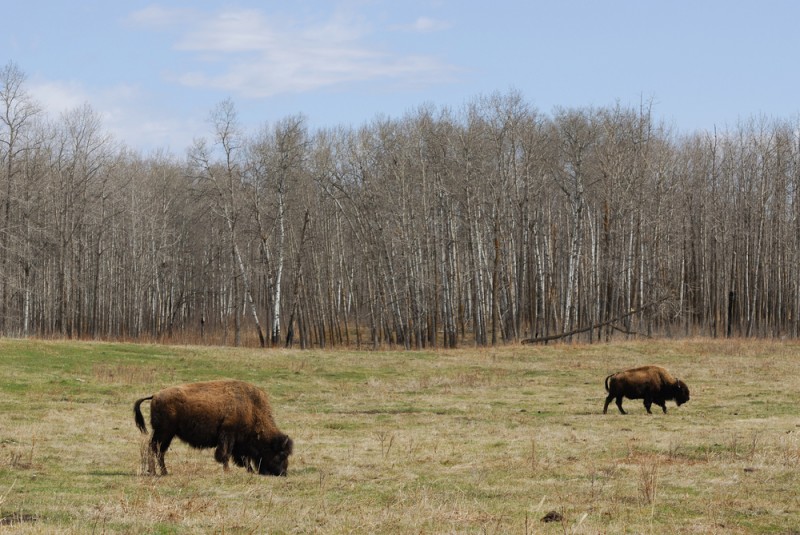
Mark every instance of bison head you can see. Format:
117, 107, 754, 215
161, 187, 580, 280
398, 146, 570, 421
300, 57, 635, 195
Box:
673, 379, 690, 406
233, 433, 294, 476
256, 434, 294, 476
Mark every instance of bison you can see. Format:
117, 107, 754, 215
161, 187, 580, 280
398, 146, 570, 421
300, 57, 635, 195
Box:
603, 365, 690, 414
133, 379, 293, 476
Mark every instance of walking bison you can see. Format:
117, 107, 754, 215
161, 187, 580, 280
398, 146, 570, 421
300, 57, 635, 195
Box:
134, 379, 293, 476
603, 365, 690, 414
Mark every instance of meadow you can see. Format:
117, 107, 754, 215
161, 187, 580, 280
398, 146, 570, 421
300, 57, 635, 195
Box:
0, 338, 798, 533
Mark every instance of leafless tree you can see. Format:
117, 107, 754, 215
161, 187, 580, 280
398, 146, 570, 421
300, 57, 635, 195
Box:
0, 61, 41, 334
188, 99, 265, 346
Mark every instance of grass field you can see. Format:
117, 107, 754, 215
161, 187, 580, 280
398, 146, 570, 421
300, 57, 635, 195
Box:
0, 338, 798, 533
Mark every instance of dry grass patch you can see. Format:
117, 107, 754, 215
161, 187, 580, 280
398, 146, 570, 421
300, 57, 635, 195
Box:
92, 364, 160, 385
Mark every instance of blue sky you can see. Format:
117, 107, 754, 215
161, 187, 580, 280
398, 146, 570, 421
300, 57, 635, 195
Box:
5, 1, 799, 153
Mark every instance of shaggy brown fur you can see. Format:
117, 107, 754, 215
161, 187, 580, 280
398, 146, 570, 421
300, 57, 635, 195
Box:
134, 380, 293, 476
603, 365, 690, 415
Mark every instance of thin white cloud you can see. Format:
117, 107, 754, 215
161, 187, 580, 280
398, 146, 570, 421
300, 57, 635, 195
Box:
127, 5, 194, 27
30, 79, 140, 125
28, 78, 195, 152
28, 79, 90, 116
176, 10, 277, 52
131, 6, 457, 97
403, 16, 452, 33
176, 51, 451, 97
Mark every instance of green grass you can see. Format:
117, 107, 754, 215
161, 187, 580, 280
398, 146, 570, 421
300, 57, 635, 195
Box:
1, 338, 799, 533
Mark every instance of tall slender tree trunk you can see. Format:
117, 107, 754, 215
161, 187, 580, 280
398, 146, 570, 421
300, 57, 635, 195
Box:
270, 192, 285, 345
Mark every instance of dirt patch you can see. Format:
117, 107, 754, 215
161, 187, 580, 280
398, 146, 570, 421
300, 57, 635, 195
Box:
541, 510, 564, 523
0, 512, 37, 526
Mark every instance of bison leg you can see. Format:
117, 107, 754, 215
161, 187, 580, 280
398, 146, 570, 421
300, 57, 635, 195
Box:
233, 453, 254, 472
615, 396, 626, 414
643, 398, 653, 414
234, 452, 255, 472
232, 442, 258, 472
214, 434, 234, 471
656, 400, 668, 413
603, 394, 614, 414
150, 433, 173, 476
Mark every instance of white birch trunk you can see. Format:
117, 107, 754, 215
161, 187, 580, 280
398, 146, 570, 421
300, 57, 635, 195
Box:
271, 191, 285, 345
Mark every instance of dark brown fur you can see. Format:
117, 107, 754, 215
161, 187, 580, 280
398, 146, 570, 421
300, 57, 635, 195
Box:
603, 365, 690, 414
134, 380, 293, 476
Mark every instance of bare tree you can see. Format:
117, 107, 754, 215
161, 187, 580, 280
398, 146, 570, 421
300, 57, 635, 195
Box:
189, 99, 265, 346
0, 62, 40, 334
247, 115, 308, 346
551, 108, 599, 337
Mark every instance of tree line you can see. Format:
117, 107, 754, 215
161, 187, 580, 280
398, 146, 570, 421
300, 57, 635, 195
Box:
2, 61, 799, 348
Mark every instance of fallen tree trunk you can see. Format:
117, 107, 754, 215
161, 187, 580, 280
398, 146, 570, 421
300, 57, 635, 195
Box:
521, 300, 662, 344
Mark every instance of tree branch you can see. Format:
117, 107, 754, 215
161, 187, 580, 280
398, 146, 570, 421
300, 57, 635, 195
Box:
521, 300, 663, 344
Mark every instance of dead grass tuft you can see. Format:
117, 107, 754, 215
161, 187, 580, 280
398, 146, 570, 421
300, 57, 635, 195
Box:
5, 437, 36, 470
637, 455, 659, 506
138, 436, 156, 476
92, 363, 160, 384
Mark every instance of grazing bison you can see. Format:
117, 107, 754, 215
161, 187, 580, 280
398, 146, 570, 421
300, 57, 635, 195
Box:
134, 379, 293, 476
603, 365, 690, 414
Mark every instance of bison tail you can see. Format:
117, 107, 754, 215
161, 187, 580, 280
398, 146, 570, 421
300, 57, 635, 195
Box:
133, 396, 153, 434
604, 373, 614, 392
